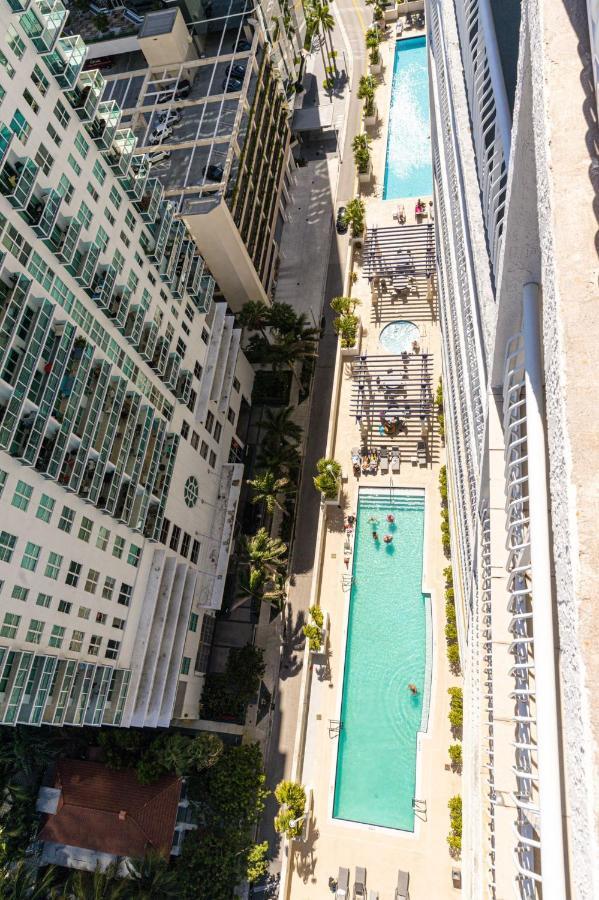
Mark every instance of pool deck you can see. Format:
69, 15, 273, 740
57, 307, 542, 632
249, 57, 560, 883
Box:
283, 22, 462, 900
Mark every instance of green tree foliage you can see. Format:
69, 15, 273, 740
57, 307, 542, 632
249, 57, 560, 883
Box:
136, 733, 223, 784
200, 645, 266, 721
0, 859, 58, 899
448, 687, 463, 732
313, 458, 341, 499
447, 795, 462, 857
125, 852, 180, 898
448, 743, 462, 770
274, 780, 306, 838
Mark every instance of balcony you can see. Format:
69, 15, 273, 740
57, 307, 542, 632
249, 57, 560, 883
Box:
146, 202, 174, 263
0, 125, 13, 168
194, 274, 215, 314
176, 369, 192, 404
0, 158, 39, 211
137, 177, 162, 224
86, 101, 120, 151
149, 335, 169, 375
159, 219, 185, 285
122, 155, 149, 203
28, 188, 62, 238
186, 253, 205, 300
19, 0, 67, 53
66, 69, 105, 123
171, 240, 194, 300
68, 241, 101, 289
105, 128, 136, 177
43, 35, 85, 89
45, 215, 82, 265
163, 352, 182, 391
138, 321, 159, 362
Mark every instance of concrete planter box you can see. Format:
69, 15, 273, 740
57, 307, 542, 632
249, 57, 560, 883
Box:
398, 0, 425, 12
358, 163, 372, 184
370, 61, 382, 75
340, 319, 362, 356
323, 487, 341, 507
309, 612, 329, 656
364, 107, 377, 127
384, 7, 399, 21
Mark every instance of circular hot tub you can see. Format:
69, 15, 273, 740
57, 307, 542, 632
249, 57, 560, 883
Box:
379, 320, 420, 354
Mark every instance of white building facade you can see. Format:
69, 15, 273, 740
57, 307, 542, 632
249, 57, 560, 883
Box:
428, 0, 599, 897
0, 0, 253, 729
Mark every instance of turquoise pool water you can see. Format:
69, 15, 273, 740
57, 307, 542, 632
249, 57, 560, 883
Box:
383, 36, 433, 200
379, 320, 420, 354
333, 489, 427, 831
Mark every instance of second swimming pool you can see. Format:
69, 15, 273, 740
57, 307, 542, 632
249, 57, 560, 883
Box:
333, 488, 429, 831
383, 36, 433, 200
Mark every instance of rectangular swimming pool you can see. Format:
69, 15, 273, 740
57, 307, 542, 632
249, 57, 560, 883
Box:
383, 36, 433, 200
333, 488, 428, 831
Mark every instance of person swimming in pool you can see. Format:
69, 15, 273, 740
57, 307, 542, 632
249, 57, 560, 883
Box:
408, 683, 418, 695
383, 534, 393, 544
372, 530, 379, 541
387, 513, 395, 523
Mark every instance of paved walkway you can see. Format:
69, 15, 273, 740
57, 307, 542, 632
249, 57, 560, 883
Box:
255, 0, 369, 881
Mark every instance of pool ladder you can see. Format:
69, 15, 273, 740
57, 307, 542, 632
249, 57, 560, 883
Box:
329, 719, 343, 738
341, 574, 353, 591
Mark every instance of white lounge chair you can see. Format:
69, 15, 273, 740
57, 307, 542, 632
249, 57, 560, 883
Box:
380, 446, 389, 474
354, 867, 367, 899
351, 447, 361, 474
417, 440, 427, 467
336, 867, 350, 899
390, 447, 400, 472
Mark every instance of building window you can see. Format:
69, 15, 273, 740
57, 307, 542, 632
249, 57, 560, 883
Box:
159, 518, 170, 545
67, 153, 80, 177
35, 143, 53, 175
201, 327, 209, 344
191, 431, 199, 450
105, 639, 120, 660
87, 182, 99, 203
78, 606, 90, 620
53, 99, 70, 128
176, 337, 186, 358
127, 545, 141, 568
181, 533, 191, 558
102, 576, 116, 601
49, 625, 65, 649
36, 593, 52, 608
7, 25, 25, 58
190, 540, 200, 565
69, 630, 84, 652
92, 160, 106, 185
228, 407, 236, 425
214, 422, 222, 444
21, 542, 41, 571
181, 420, 189, 440
112, 536, 125, 559
65, 561, 82, 587
109, 186, 121, 210
57, 600, 72, 614
47, 123, 61, 147
58, 506, 75, 533
32, 65, 49, 96
200, 441, 208, 460
205, 411, 215, 434
187, 389, 197, 414
195, 614, 215, 673
96, 526, 110, 551
26, 619, 44, 645
0, 613, 20, 639
193, 361, 202, 380
11, 480, 32, 511
78, 201, 92, 230
78, 516, 93, 543
184, 477, 198, 508
88, 635, 102, 656
118, 583, 132, 607
104, 207, 115, 226
96, 612, 107, 625
189, 612, 199, 632
23, 88, 39, 115
0, 470, 7, 498
74, 131, 89, 159
84, 569, 100, 594
209, 450, 217, 468
169, 525, 181, 552
233, 376, 240, 392
124, 209, 135, 232
112, 617, 125, 630
181, 656, 191, 675
44, 552, 62, 580
36, 494, 55, 524
11, 585, 28, 603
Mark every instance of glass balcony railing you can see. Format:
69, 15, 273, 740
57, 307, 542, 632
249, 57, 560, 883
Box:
195, 274, 215, 314
186, 253, 205, 300
20, 0, 67, 53
0, 158, 39, 211
106, 287, 131, 329
6, 0, 32, 10
122, 155, 149, 203
29, 188, 62, 237
86, 101, 120, 151
159, 220, 185, 285
150, 335, 169, 374
70, 241, 101, 288
105, 128, 136, 177
89, 264, 118, 310
176, 369, 192, 404
66, 69, 105, 123
138, 321, 158, 362
147, 202, 174, 264
163, 351, 182, 391
47, 215, 82, 264
137, 177, 162, 223
43, 35, 85, 89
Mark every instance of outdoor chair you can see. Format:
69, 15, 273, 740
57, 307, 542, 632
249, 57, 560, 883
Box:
351, 447, 361, 475
417, 440, 427, 467
390, 447, 400, 472
380, 447, 389, 474
336, 867, 350, 898
354, 866, 367, 898
395, 869, 410, 900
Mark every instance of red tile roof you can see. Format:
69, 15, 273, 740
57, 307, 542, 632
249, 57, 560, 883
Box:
39, 759, 182, 859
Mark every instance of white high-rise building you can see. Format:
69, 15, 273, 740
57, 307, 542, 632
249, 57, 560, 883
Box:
0, 0, 254, 729
428, 0, 599, 896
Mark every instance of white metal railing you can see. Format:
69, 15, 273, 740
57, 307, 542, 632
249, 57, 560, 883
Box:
478, 503, 496, 897
454, 0, 511, 277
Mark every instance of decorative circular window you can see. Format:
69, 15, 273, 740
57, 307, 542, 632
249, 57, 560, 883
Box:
184, 476, 199, 508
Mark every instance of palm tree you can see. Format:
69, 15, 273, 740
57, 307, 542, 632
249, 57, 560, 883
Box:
313, 2, 337, 73
305, 1, 329, 85
247, 472, 292, 516
0, 861, 58, 900
125, 852, 179, 898
237, 300, 271, 339
242, 529, 288, 575
268, 302, 299, 336
257, 441, 301, 476
262, 573, 288, 612
65, 863, 128, 900
261, 407, 303, 447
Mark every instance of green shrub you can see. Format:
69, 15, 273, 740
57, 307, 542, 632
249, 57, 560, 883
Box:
448, 687, 463, 730
313, 458, 341, 499
445, 620, 458, 644
447, 795, 462, 856
445, 599, 456, 623
303, 623, 322, 652
436, 379, 445, 440
309, 605, 324, 628
439, 465, 448, 503
448, 743, 462, 769
443, 565, 453, 586
274, 780, 306, 838
447, 643, 461, 674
